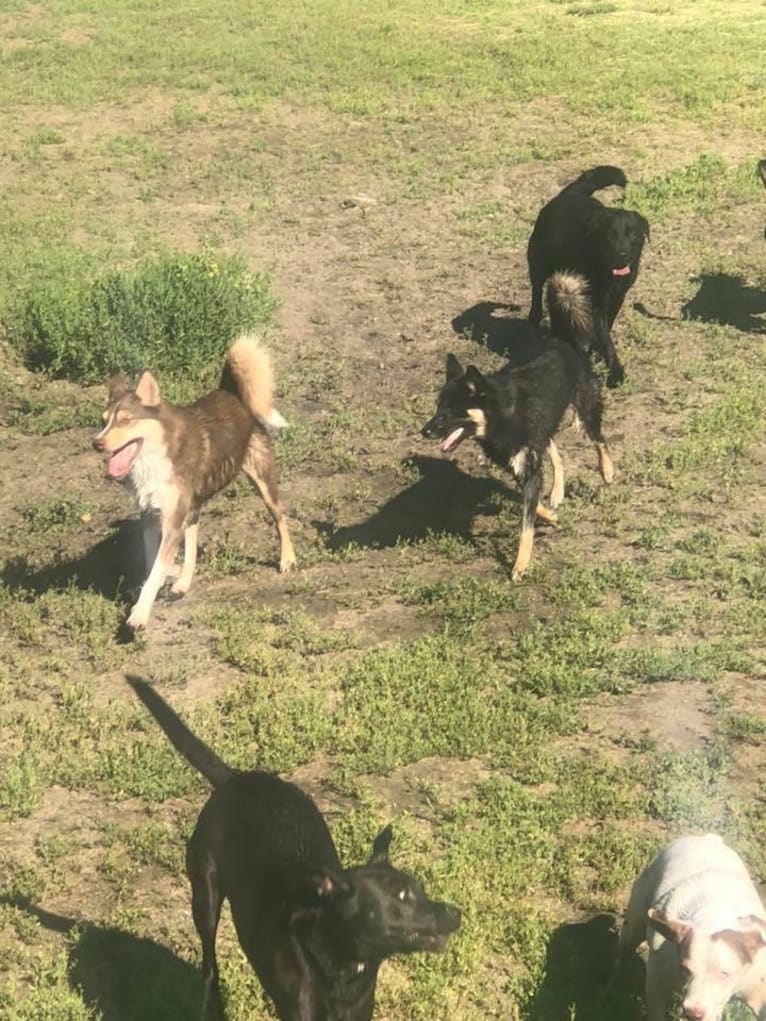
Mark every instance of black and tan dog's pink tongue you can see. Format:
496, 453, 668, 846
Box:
613, 265, 630, 277
441, 427, 464, 452
108, 442, 138, 478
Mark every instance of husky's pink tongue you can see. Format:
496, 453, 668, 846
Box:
441, 427, 464, 452
613, 265, 631, 277
108, 440, 140, 479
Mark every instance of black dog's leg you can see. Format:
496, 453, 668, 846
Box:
510, 449, 542, 581
189, 857, 225, 1020
528, 272, 545, 326
575, 378, 614, 484
605, 285, 627, 330
593, 308, 625, 388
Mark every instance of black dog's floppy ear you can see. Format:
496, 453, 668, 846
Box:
445, 353, 464, 381
634, 211, 651, 241
464, 365, 488, 395
368, 824, 394, 865
107, 372, 132, 402
291, 864, 352, 902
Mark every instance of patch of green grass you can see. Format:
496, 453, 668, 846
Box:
22, 496, 92, 533
9, 248, 277, 396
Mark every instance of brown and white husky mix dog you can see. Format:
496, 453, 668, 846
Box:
93, 334, 296, 629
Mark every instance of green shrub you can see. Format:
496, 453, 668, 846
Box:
10, 248, 278, 396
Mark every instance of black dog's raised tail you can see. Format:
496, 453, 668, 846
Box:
564, 165, 627, 195
126, 675, 232, 788
547, 272, 594, 350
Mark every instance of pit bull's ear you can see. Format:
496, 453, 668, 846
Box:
756, 159, 766, 188
648, 908, 692, 944
719, 921, 766, 962
446, 354, 463, 382
135, 370, 161, 407
634, 212, 651, 241
107, 372, 132, 403
464, 365, 488, 395
368, 824, 393, 865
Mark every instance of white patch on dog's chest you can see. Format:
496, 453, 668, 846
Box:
126, 447, 174, 512
510, 449, 527, 478
467, 408, 487, 438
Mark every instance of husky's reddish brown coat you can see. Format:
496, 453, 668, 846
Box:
93, 334, 296, 629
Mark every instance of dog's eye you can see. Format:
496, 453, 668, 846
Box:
720, 970, 732, 980
398, 888, 415, 902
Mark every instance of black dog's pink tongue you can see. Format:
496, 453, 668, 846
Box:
441, 427, 464, 452
613, 265, 630, 277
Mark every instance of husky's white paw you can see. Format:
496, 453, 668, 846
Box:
127, 604, 151, 629
170, 577, 191, 597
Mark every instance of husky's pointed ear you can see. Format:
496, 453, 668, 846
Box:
634, 212, 650, 241
445, 354, 464, 381
135, 371, 161, 407
464, 365, 488, 395
368, 824, 393, 865
107, 373, 132, 403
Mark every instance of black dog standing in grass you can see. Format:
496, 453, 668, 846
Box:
126, 676, 460, 1021
527, 165, 650, 387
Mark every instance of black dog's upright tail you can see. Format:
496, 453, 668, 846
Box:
126, 675, 232, 788
563, 165, 627, 195
546, 273, 595, 352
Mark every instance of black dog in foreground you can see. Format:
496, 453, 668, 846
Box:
527, 165, 649, 387
423, 273, 613, 582
759, 158, 766, 239
126, 676, 460, 1021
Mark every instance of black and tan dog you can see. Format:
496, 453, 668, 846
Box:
93, 334, 296, 629
527, 165, 649, 387
423, 273, 613, 581
127, 676, 460, 1021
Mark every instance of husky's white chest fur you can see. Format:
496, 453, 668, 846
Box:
126, 446, 175, 513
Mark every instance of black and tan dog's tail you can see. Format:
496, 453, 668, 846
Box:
563, 165, 627, 195
126, 675, 232, 788
546, 272, 595, 352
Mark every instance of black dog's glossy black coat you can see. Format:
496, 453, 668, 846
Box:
127, 677, 460, 1021
527, 165, 649, 387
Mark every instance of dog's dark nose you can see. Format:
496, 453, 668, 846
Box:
92, 435, 105, 452
421, 420, 436, 439
440, 902, 462, 931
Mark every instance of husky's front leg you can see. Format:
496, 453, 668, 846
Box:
510, 449, 542, 582
128, 517, 183, 629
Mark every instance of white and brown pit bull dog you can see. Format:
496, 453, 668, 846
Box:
619, 834, 766, 1021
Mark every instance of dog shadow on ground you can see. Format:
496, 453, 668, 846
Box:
0, 519, 142, 603
317, 455, 511, 553
527, 914, 644, 1021
679, 273, 766, 333
1, 897, 200, 1021
451, 301, 549, 362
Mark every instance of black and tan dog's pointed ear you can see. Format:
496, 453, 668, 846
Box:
464, 365, 487, 394
368, 824, 393, 865
445, 354, 464, 381
135, 370, 161, 407
647, 908, 692, 944
757, 159, 766, 188
635, 212, 651, 241
107, 372, 132, 402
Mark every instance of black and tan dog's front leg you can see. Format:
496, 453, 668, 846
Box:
593, 307, 625, 388
510, 450, 543, 582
